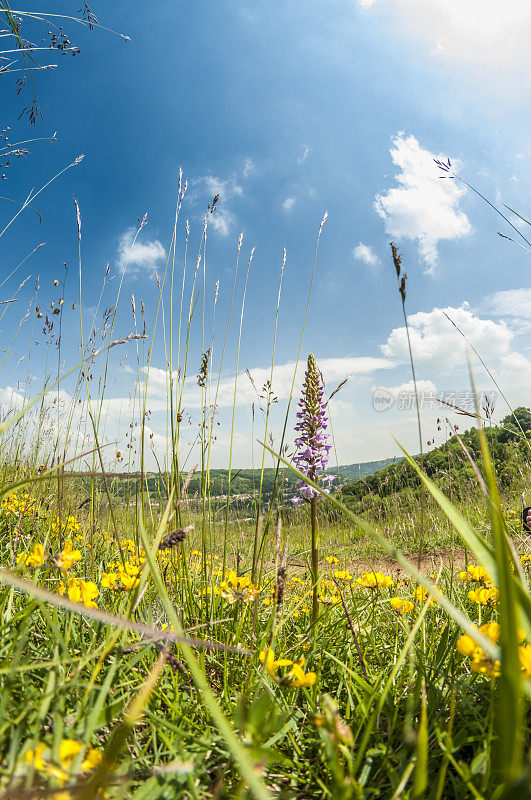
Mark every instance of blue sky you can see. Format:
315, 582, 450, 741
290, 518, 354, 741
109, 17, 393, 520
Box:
2, 0, 531, 468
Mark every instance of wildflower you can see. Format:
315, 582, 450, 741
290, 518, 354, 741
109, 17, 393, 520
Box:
456, 633, 478, 658
119, 559, 143, 589
326, 556, 338, 565
59, 740, 101, 771
0, 489, 37, 518
58, 578, 99, 608
50, 515, 80, 534
26, 739, 101, 783
519, 645, 531, 678
259, 649, 316, 687
458, 565, 491, 584
356, 571, 394, 589
220, 570, 259, 604
468, 586, 499, 606
18, 543, 45, 568
101, 571, 119, 590
283, 657, 317, 688
53, 540, 82, 571
120, 572, 140, 591
333, 569, 352, 582
457, 622, 508, 677
259, 648, 292, 677
291, 353, 334, 505
101, 560, 143, 592
412, 586, 435, 605
390, 597, 414, 614
79, 580, 99, 608
318, 580, 341, 605
319, 593, 341, 606
471, 654, 501, 677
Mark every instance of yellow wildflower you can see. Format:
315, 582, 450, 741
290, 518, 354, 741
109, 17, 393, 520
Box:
26, 739, 101, 784
456, 633, 477, 658
519, 645, 531, 678
259, 650, 316, 687
259, 648, 292, 676
283, 657, 317, 688
54, 540, 82, 571
26, 742, 47, 771
19, 543, 46, 568
356, 571, 394, 589
59, 578, 99, 608
333, 569, 352, 581
220, 570, 259, 604
79, 580, 99, 608
101, 572, 119, 590
458, 565, 491, 584
457, 622, 503, 677
59, 739, 101, 772
412, 586, 436, 605
119, 572, 140, 591
318, 583, 341, 605
326, 556, 338, 565
468, 586, 499, 606
390, 597, 414, 614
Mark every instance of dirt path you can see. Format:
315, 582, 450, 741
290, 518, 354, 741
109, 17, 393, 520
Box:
281, 547, 471, 580
342, 548, 469, 579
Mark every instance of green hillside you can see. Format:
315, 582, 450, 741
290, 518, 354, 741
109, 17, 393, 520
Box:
73, 459, 397, 503
330, 457, 403, 482
340, 407, 531, 511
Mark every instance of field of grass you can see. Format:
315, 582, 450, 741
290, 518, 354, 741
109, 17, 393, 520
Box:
0, 196, 531, 799
3, 7, 531, 795
2, 316, 531, 800
1, 448, 531, 799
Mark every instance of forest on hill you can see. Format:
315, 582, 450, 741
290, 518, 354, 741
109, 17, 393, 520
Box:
340, 407, 531, 510
74, 458, 401, 503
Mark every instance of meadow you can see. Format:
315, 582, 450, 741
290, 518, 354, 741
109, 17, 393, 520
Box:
0, 178, 531, 800
2, 7, 531, 794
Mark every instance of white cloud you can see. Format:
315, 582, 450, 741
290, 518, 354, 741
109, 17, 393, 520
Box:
117, 228, 166, 276
209, 207, 236, 237
242, 157, 255, 178
378, 379, 437, 397
374, 133, 472, 274
298, 145, 311, 165
371, 379, 437, 414
283, 197, 295, 212
327, 397, 355, 416
353, 242, 380, 268
357, 0, 531, 70
485, 288, 531, 320
381, 304, 513, 370
495, 351, 531, 403
192, 173, 244, 237
143, 356, 396, 409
